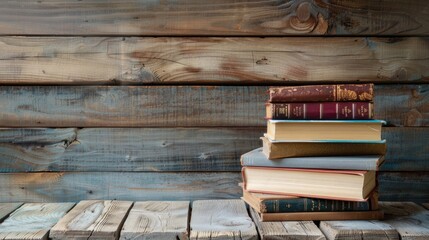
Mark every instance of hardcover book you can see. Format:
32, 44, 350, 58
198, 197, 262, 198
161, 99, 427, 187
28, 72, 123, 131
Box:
266, 120, 385, 141
268, 84, 374, 103
242, 167, 376, 201
266, 102, 374, 120
242, 189, 378, 214
241, 148, 385, 171
261, 137, 387, 159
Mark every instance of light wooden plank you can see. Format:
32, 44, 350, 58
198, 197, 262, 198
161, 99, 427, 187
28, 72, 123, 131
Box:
0, 0, 428, 36
120, 201, 189, 240
0, 203, 22, 222
0, 127, 426, 172
190, 200, 257, 240
0, 85, 427, 127
319, 220, 399, 240
380, 202, 429, 240
0, 37, 428, 85
0, 172, 241, 202
0, 203, 74, 240
0, 127, 263, 172
249, 207, 325, 240
50, 200, 132, 240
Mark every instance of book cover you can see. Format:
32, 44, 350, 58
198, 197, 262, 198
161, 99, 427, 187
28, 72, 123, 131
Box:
242, 189, 377, 213
268, 84, 374, 103
254, 209, 384, 221
241, 148, 385, 171
261, 137, 387, 159
266, 102, 374, 120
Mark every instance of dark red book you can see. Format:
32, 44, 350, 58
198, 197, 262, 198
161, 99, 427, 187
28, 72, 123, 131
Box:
268, 84, 374, 103
266, 102, 374, 120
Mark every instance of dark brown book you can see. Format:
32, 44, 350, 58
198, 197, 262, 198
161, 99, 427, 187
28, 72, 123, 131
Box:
261, 136, 387, 159
266, 102, 374, 120
254, 209, 384, 221
268, 84, 374, 102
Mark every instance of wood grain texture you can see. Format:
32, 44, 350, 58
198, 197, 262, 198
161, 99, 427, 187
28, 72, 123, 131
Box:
0, 203, 22, 222
0, 0, 428, 36
249, 207, 325, 240
0, 203, 74, 240
0, 172, 426, 202
50, 200, 132, 240
380, 202, 429, 240
0, 172, 242, 202
0, 127, 425, 172
0, 127, 263, 172
190, 200, 257, 240
0, 37, 428, 85
120, 201, 189, 240
319, 220, 399, 240
0, 85, 427, 127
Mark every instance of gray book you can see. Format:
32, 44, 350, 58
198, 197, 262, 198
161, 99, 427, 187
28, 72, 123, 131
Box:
241, 148, 384, 171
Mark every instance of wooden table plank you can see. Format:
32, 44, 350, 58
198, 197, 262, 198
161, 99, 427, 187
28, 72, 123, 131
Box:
190, 200, 257, 240
50, 200, 132, 240
0, 85, 427, 127
380, 202, 429, 240
319, 220, 399, 240
120, 201, 189, 240
0, 37, 428, 85
0, 0, 428, 36
0, 203, 22, 222
0, 127, 426, 172
0, 203, 74, 240
249, 207, 325, 240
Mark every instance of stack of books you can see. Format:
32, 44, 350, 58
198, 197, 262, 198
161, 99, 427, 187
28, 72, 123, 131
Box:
241, 84, 387, 221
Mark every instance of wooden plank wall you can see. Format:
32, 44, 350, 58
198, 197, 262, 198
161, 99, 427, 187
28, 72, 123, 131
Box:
0, 0, 428, 203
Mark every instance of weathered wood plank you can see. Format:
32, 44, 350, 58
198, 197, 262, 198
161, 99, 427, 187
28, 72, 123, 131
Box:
190, 200, 257, 240
0, 203, 74, 240
380, 202, 429, 240
319, 220, 399, 240
378, 172, 429, 202
50, 200, 132, 240
120, 201, 189, 240
0, 128, 263, 172
0, 172, 425, 202
0, 37, 428, 85
0, 127, 425, 172
249, 207, 325, 240
0, 0, 428, 36
0, 203, 22, 222
0, 85, 427, 127
0, 172, 242, 202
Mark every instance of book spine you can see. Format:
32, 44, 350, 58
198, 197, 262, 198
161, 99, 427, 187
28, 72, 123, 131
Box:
268, 102, 373, 119
268, 84, 373, 102
262, 198, 371, 213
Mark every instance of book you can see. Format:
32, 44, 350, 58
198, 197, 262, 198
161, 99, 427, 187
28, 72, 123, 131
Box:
266, 120, 385, 141
252, 208, 384, 221
268, 84, 374, 103
242, 189, 377, 213
242, 167, 376, 201
261, 137, 387, 159
241, 148, 385, 171
265, 102, 374, 120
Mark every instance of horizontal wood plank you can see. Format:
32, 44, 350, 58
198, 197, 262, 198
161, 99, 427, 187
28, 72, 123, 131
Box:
50, 200, 133, 240
0, 172, 426, 202
0, 203, 74, 240
0, 37, 428, 85
0, 172, 242, 202
0, 203, 22, 222
319, 220, 399, 240
0, 127, 426, 172
0, 85, 427, 127
190, 200, 257, 240
423, 203, 429, 209
120, 201, 189, 240
380, 202, 429, 240
0, 1, 427, 36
